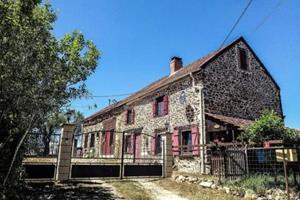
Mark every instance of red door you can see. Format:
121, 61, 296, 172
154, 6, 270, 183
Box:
134, 133, 141, 161
104, 131, 110, 155
103, 130, 114, 155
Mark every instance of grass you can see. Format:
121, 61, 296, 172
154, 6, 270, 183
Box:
224, 175, 274, 195
107, 180, 152, 200
224, 174, 300, 195
156, 178, 242, 200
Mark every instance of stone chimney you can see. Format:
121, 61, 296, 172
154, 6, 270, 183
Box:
170, 56, 182, 75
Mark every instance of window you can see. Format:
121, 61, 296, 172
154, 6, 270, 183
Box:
84, 134, 88, 148
239, 48, 248, 70
125, 135, 132, 153
90, 133, 95, 148
102, 130, 114, 155
153, 95, 168, 117
172, 127, 199, 156
181, 131, 192, 154
109, 130, 114, 146
126, 109, 134, 124
156, 96, 164, 116
155, 134, 162, 155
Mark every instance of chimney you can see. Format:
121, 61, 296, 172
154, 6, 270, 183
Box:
170, 56, 182, 75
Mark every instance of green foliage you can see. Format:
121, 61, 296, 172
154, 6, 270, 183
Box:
34, 109, 84, 156
0, 0, 99, 197
240, 110, 300, 143
225, 175, 276, 194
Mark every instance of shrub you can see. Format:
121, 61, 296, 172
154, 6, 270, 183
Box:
240, 110, 300, 143
225, 175, 275, 195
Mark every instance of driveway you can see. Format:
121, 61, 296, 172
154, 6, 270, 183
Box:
137, 179, 187, 200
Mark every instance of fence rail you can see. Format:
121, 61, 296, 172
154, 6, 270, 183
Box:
209, 145, 300, 185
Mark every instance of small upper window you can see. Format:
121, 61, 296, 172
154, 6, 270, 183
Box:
239, 48, 248, 71
126, 109, 134, 124
156, 96, 164, 116
153, 95, 168, 117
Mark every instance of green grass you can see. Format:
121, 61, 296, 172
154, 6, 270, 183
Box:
156, 178, 242, 200
108, 180, 152, 200
224, 174, 300, 195
224, 175, 273, 195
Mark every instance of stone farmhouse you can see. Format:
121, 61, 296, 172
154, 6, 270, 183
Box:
81, 37, 282, 173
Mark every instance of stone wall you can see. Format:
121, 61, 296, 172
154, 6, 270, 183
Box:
82, 39, 282, 173
118, 76, 202, 136
174, 156, 201, 172
203, 41, 282, 120
83, 75, 204, 172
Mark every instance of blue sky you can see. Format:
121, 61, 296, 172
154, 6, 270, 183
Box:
50, 0, 300, 129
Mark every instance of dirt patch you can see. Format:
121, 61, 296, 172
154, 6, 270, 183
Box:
137, 179, 187, 200
156, 178, 242, 200
23, 182, 121, 200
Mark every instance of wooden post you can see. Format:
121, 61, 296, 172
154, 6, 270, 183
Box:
282, 149, 290, 200
120, 131, 125, 179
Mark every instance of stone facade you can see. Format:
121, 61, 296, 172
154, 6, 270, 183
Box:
203, 41, 282, 120
82, 37, 282, 173
174, 156, 201, 173
83, 74, 204, 165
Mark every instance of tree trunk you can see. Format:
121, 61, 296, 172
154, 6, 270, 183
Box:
3, 115, 35, 186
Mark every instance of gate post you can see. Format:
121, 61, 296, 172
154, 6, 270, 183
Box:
56, 123, 75, 182
161, 132, 173, 177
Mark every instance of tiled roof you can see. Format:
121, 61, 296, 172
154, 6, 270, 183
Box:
84, 42, 232, 123
205, 113, 253, 129
85, 36, 276, 123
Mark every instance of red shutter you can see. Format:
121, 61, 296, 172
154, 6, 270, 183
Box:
130, 134, 134, 154
124, 110, 128, 124
150, 133, 157, 155
163, 95, 168, 115
132, 109, 135, 124
152, 100, 156, 117
191, 126, 199, 156
172, 129, 179, 156
105, 131, 111, 155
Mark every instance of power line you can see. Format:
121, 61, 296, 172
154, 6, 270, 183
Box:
4, 91, 133, 98
250, 0, 285, 35
87, 93, 133, 98
219, 0, 253, 49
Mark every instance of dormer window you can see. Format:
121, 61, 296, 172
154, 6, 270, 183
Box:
239, 48, 248, 71
125, 109, 135, 125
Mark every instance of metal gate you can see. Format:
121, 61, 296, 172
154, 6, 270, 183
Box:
23, 133, 61, 180
70, 131, 165, 179
210, 146, 247, 180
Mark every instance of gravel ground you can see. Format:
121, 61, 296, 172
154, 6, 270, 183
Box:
137, 179, 187, 200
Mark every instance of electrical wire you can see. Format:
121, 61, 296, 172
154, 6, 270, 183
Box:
219, 0, 253, 49
250, 0, 285, 35
86, 93, 133, 98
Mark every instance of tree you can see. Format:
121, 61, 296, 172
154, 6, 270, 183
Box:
240, 110, 300, 143
0, 0, 100, 192
39, 110, 84, 156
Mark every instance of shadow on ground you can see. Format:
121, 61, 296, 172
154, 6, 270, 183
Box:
23, 182, 121, 200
